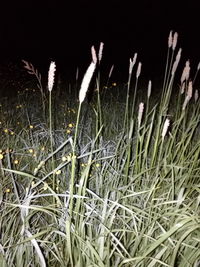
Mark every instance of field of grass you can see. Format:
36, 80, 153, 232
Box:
0, 32, 200, 267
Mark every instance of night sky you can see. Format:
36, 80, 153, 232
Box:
0, 0, 199, 81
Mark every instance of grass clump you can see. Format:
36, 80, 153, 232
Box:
0, 32, 200, 267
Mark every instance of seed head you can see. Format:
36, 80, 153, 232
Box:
48, 61, 56, 92
138, 102, 144, 128
147, 80, 152, 99
180, 60, 190, 84
187, 80, 193, 98
98, 42, 104, 62
182, 95, 190, 110
129, 53, 137, 74
172, 32, 178, 51
136, 62, 142, 78
171, 48, 182, 76
162, 119, 170, 140
168, 30, 173, 48
108, 64, 114, 78
79, 62, 96, 103
181, 82, 185, 94
91, 46, 97, 64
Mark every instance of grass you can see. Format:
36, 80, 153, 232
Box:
0, 31, 200, 267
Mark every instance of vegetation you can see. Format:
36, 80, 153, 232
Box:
0, 32, 200, 267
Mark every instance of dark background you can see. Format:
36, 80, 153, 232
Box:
0, 0, 199, 84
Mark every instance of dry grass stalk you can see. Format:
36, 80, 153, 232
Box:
108, 64, 114, 78
182, 95, 191, 110
195, 89, 198, 102
76, 67, 79, 81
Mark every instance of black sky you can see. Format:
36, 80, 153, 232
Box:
0, 0, 199, 79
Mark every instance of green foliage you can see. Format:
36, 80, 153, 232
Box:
0, 33, 200, 266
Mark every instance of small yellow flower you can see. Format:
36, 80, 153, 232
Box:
68, 123, 73, 128
5, 188, 11, 193
31, 181, 35, 187
112, 82, 117, 86
81, 163, 85, 167
66, 129, 71, 134
38, 161, 45, 168
55, 170, 61, 175
29, 125, 34, 129
41, 146, 45, 151
62, 156, 67, 162
0, 154, 4, 160
43, 182, 48, 190
29, 148, 34, 154
96, 163, 100, 167
10, 131, 14, 135
67, 154, 72, 162
14, 159, 19, 165
4, 129, 8, 133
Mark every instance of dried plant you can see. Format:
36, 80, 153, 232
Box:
22, 59, 46, 115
